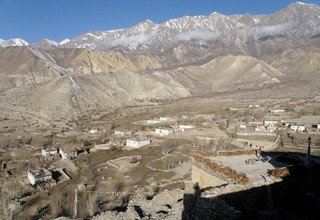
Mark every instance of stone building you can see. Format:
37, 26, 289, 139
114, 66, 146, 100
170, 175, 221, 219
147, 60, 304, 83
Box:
126, 139, 151, 148
155, 128, 174, 136
27, 168, 52, 185
59, 147, 78, 159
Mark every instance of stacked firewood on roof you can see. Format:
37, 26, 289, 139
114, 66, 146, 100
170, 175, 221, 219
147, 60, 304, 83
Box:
194, 154, 249, 185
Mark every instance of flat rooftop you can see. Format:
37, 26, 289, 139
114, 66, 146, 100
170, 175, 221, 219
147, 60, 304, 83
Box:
60, 147, 77, 153
207, 154, 277, 184
43, 147, 57, 151
127, 138, 151, 141
29, 168, 51, 177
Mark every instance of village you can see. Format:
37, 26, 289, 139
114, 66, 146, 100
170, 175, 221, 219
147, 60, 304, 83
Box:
1, 98, 320, 219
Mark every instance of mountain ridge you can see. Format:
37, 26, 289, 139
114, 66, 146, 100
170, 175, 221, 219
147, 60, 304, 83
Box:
1, 2, 319, 52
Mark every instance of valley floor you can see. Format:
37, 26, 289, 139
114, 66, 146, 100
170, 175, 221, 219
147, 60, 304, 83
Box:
1, 97, 320, 219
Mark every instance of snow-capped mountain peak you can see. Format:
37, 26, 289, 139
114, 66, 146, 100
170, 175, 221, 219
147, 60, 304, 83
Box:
44, 39, 58, 46
59, 38, 70, 45
0, 38, 29, 47
130, 19, 158, 33
54, 1, 319, 51
295, 1, 317, 6
4, 1, 318, 52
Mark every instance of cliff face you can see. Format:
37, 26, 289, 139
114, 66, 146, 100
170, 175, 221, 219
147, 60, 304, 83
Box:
77, 51, 163, 73
51, 49, 164, 74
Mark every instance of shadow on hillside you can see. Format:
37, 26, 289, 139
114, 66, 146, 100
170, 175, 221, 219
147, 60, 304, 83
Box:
182, 151, 320, 220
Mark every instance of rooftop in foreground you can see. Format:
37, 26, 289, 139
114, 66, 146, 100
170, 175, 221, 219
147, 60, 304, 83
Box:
208, 154, 281, 184
192, 149, 290, 190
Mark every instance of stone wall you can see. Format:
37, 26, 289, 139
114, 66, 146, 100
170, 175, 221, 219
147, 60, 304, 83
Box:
191, 164, 228, 189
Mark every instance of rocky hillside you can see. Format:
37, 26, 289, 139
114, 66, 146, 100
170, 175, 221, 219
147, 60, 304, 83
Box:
0, 69, 190, 119
160, 55, 284, 95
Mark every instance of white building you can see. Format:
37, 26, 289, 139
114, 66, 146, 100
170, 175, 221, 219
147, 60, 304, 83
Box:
155, 128, 174, 136
126, 139, 151, 148
290, 124, 306, 132
229, 107, 243, 111
255, 125, 276, 133
263, 119, 278, 126
270, 109, 285, 114
59, 147, 78, 159
27, 168, 52, 185
159, 116, 171, 122
89, 128, 98, 134
248, 121, 263, 125
41, 147, 58, 157
239, 124, 247, 129
115, 130, 133, 137
179, 125, 195, 132
255, 126, 266, 132
146, 119, 162, 124
248, 104, 260, 108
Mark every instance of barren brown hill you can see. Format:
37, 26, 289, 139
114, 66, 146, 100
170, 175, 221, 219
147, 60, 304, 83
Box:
161, 55, 285, 95
0, 69, 189, 119
2, 47, 320, 120
0, 47, 60, 91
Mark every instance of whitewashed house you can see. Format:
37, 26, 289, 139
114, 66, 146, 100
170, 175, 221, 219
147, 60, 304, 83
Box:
126, 139, 151, 148
146, 119, 162, 124
263, 118, 278, 126
239, 124, 247, 129
179, 125, 194, 132
155, 128, 174, 136
27, 168, 52, 185
270, 109, 285, 114
248, 104, 260, 108
59, 147, 78, 159
89, 128, 98, 134
159, 116, 171, 122
115, 130, 133, 137
41, 147, 58, 157
289, 124, 306, 132
229, 107, 243, 111
248, 121, 263, 125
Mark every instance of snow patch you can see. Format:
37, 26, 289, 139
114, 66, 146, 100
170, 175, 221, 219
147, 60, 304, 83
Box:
296, 1, 315, 6
77, 43, 94, 48
44, 39, 58, 46
110, 33, 155, 49
59, 38, 70, 45
253, 17, 261, 24
0, 38, 29, 47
